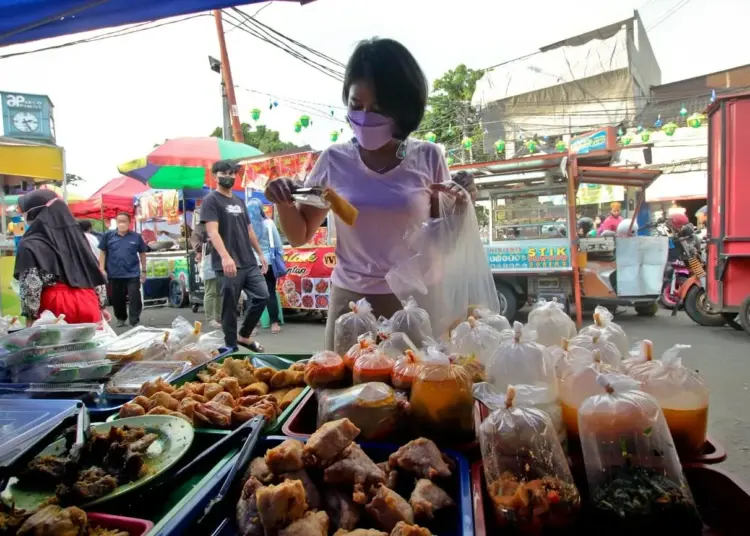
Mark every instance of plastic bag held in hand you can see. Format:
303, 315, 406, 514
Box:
487, 322, 557, 396
526, 298, 577, 347
334, 298, 378, 357
450, 316, 502, 366
385, 181, 499, 341
389, 297, 434, 348
579, 306, 629, 357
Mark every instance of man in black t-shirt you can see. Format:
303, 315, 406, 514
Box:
201, 161, 269, 350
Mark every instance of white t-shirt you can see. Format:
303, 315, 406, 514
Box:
85, 233, 100, 261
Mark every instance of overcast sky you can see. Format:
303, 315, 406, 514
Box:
0, 0, 747, 196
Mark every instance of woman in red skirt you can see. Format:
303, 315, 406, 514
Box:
15, 190, 109, 325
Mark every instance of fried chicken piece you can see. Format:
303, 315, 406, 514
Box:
148, 391, 179, 412
203, 383, 224, 400
219, 377, 242, 399
255, 480, 307, 535
264, 439, 304, 474
132, 395, 150, 409
184, 382, 205, 395
236, 477, 264, 536
279, 510, 328, 536
170, 387, 191, 401
197, 370, 214, 383
304, 418, 361, 464
235, 402, 277, 423
242, 382, 269, 396
365, 485, 414, 533
324, 486, 361, 532
324, 443, 386, 504
57, 468, 117, 505
187, 393, 207, 404
207, 362, 221, 373
138, 377, 174, 398
211, 391, 236, 408
289, 362, 306, 372
409, 479, 454, 520
254, 367, 275, 384
280, 388, 304, 411
222, 358, 256, 387
388, 439, 451, 480
238, 394, 275, 407
281, 469, 321, 509
270, 370, 304, 389
377, 462, 399, 489
179, 398, 200, 419
248, 457, 275, 485
118, 402, 145, 418
194, 401, 232, 428
333, 531, 387, 536
16, 505, 88, 536
146, 406, 192, 424
390, 521, 433, 536
21, 455, 67, 487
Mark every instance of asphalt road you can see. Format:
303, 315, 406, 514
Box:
127, 304, 750, 479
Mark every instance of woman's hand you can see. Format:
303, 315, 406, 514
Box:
430, 182, 469, 203
102, 309, 112, 322
264, 178, 298, 206
452, 171, 477, 201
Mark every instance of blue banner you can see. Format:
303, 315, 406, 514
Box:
486, 241, 571, 270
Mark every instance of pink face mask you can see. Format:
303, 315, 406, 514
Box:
348, 110, 394, 151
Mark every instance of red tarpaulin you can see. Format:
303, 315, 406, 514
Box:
70, 176, 149, 220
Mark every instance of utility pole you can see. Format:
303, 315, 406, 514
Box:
213, 10, 244, 143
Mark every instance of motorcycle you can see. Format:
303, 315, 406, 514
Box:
660, 259, 690, 310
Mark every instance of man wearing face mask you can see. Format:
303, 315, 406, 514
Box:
98, 212, 148, 327
201, 161, 269, 351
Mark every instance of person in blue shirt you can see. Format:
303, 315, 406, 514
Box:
98, 212, 149, 327
248, 198, 284, 334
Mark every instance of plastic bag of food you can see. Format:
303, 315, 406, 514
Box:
450, 316, 502, 366
343, 333, 377, 371
317, 382, 409, 440
391, 349, 422, 389
629, 344, 708, 453
171, 316, 201, 349
32, 311, 67, 326
410, 345, 474, 441
580, 374, 701, 534
389, 297, 434, 348
579, 306, 629, 357
353, 346, 395, 385
487, 322, 557, 397
473, 307, 511, 332
171, 343, 212, 366
480, 386, 580, 532
474, 382, 565, 446
0, 316, 21, 337
376, 317, 418, 360
333, 298, 378, 356
385, 181, 500, 341
543, 339, 596, 380
196, 330, 225, 356
567, 328, 622, 370
526, 298, 576, 347
622, 339, 654, 374
304, 350, 345, 388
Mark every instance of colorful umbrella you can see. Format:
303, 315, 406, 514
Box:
119, 137, 262, 190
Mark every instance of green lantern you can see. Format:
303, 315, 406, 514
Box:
294, 121, 302, 133
250, 108, 261, 121
425, 132, 437, 143
462, 137, 473, 150
494, 139, 506, 154
687, 113, 704, 128
640, 131, 651, 143
446, 156, 455, 166
621, 135, 633, 146
330, 131, 339, 142
300, 115, 310, 128
555, 140, 566, 152
446, 126, 455, 136
662, 122, 678, 136
680, 104, 688, 117
525, 139, 537, 153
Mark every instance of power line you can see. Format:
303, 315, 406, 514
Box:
648, 0, 694, 30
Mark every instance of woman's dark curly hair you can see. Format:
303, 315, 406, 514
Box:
343, 38, 428, 139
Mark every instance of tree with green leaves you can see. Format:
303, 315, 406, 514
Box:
65, 173, 83, 185
418, 64, 492, 163
210, 123, 302, 154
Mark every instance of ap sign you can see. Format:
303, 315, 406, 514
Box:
1, 91, 55, 142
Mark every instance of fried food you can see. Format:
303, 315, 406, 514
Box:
255, 480, 307, 535
220, 377, 242, 399
324, 443, 385, 504
186, 393, 207, 404
148, 391, 179, 412
21, 455, 67, 487
270, 370, 304, 389
211, 392, 236, 408
221, 358, 256, 387
289, 362, 306, 372
332, 530, 386, 536
269, 388, 290, 403
138, 377, 174, 398
388, 438, 451, 480
16, 505, 88, 536
323, 486, 361, 532
377, 462, 399, 489
57, 468, 117, 505
409, 479, 454, 520
203, 383, 224, 400
390, 521, 433, 536
242, 382, 269, 396
280, 388, 304, 411
248, 457, 275, 485
254, 367, 275, 384
279, 510, 329, 536
118, 402, 145, 418
364, 485, 414, 532
304, 418, 361, 464
236, 477, 264, 536
264, 439, 305, 474
147, 407, 191, 424
184, 382, 205, 395
179, 398, 200, 420
170, 387, 191, 401
238, 394, 273, 407
194, 401, 232, 428
282, 469, 321, 509
132, 395, 150, 409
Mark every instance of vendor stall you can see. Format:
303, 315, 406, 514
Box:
69, 175, 149, 223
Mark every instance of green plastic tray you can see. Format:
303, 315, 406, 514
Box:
109, 352, 311, 436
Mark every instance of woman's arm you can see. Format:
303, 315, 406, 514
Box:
95, 285, 107, 309
19, 268, 55, 320
276, 204, 328, 247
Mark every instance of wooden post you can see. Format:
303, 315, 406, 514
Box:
567, 157, 583, 328
213, 10, 244, 144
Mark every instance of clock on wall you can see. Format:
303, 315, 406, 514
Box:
12, 111, 39, 132
1, 92, 54, 142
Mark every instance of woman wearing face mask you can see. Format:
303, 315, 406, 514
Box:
265, 38, 476, 351
14, 190, 109, 325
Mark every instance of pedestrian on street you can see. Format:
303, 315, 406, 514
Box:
191, 222, 222, 329
247, 198, 284, 334
99, 212, 148, 327
14, 190, 109, 325
597, 202, 624, 235
201, 161, 269, 351
78, 220, 100, 260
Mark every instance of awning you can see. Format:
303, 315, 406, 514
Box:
0, 136, 64, 183
69, 176, 149, 220
575, 166, 662, 189
646, 171, 707, 203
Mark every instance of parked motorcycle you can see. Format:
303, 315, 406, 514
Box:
660, 260, 689, 310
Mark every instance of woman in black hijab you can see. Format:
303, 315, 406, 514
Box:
15, 190, 108, 324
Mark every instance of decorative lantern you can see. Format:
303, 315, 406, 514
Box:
636, 124, 644, 133
662, 122, 678, 136
294, 121, 302, 133
300, 115, 310, 128
640, 131, 651, 143
446, 156, 455, 166
525, 139, 537, 153
654, 114, 663, 128
494, 139, 506, 154
687, 113, 704, 128
330, 131, 339, 142
679, 104, 688, 117
621, 135, 632, 146
250, 108, 261, 121
462, 137, 473, 150
425, 132, 437, 143
555, 140, 566, 152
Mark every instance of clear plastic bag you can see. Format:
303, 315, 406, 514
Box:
410, 345, 474, 441
333, 298, 378, 356
317, 382, 409, 440
171, 343, 212, 366
32, 310, 67, 326
389, 296, 434, 348
567, 328, 622, 370
629, 344, 709, 453
487, 322, 557, 397
353, 347, 394, 385
376, 317, 418, 360
385, 182, 500, 341
390, 349, 422, 389
480, 386, 580, 532
170, 316, 201, 349
304, 350, 345, 388
473, 307, 511, 332
580, 374, 702, 534
544, 340, 595, 380
343, 333, 377, 371
450, 316, 502, 366
196, 330, 225, 357
622, 339, 654, 374
526, 298, 576, 347
579, 306, 630, 357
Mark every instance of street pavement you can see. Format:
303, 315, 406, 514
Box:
125, 304, 750, 479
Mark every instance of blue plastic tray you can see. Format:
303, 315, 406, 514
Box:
153, 435, 474, 536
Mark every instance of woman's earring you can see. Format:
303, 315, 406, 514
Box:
396, 140, 407, 159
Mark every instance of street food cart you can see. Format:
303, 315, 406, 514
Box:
454, 127, 664, 325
